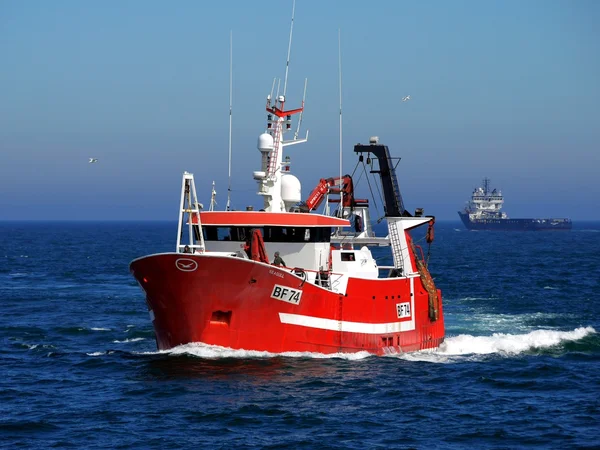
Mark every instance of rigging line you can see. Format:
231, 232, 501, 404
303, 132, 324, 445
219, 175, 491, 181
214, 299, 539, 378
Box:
426, 243, 432, 268
362, 161, 381, 219
350, 159, 360, 178
353, 164, 365, 187
370, 165, 385, 215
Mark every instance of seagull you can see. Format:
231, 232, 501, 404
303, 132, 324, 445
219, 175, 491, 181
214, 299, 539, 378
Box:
402, 95, 411, 102
89, 158, 98, 163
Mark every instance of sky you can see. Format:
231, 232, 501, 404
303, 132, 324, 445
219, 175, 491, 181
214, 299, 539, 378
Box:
1, 0, 599, 221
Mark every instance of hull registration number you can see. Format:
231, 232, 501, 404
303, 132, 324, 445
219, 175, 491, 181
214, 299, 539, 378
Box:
271, 284, 302, 305
396, 302, 411, 319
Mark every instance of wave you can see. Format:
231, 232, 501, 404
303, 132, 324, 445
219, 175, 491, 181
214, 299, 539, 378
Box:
113, 338, 146, 344
82, 325, 587, 363
86, 351, 116, 356
400, 326, 596, 363
139, 343, 373, 361
449, 312, 581, 336
8, 272, 28, 278
133, 327, 595, 362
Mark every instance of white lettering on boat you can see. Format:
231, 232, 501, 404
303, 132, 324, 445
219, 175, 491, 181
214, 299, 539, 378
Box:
271, 284, 302, 305
269, 269, 285, 279
396, 302, 411, 319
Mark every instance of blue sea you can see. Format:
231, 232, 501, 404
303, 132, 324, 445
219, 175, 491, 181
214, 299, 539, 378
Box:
1, 221, 599, 449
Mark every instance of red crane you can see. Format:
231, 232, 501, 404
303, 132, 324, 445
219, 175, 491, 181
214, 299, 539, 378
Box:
304, 175, 356, 212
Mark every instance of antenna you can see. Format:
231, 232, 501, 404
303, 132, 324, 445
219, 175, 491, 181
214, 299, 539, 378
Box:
209, 181, 217, 211
294, 78, 308, 140
275, 78, 281, 101
226, 31, 233, 211
338, 29, 344, 215
283, 0, 296, 98
269, 77, 276, 104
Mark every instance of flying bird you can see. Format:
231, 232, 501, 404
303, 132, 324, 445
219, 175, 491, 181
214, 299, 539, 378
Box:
402, 95, 411, 102
89, 158, 98, 163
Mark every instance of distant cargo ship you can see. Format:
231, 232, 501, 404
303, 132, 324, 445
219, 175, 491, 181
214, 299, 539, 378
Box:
458, 178, 572, 231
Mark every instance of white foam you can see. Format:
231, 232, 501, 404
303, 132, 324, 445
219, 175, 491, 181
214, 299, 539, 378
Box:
453, 311, 574, 333
113, 338, 145, 343
86, 350, 116, 356
139, 342, 373, 360
399, 326, 596, 363
90, 327, 111, 331
543, 286, 558, 290
134, 327, 595, 362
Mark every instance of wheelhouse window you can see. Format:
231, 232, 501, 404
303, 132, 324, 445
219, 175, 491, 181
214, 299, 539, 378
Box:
263, 226, 330, 243
199, 225, 331, 243
341, 252, 356, 262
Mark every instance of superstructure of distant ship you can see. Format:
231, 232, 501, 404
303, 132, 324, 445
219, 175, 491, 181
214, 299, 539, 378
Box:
458, 178, 572, 231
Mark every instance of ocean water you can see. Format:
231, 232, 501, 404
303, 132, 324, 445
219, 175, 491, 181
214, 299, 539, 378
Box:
1, 221, 599, 449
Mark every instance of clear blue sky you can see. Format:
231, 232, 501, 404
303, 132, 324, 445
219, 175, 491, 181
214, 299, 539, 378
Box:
1, 0, 598, 220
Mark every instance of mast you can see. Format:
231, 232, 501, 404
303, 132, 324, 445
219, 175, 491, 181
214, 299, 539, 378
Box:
254, 0, 308, 212
354, 139, 407, 217
283, 0, 295, 98
482, 177, 490, 196
209, 181, 217, 211
338, 29, 343, 217
226, 31, 233, 211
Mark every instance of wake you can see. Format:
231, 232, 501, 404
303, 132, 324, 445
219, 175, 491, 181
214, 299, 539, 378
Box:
141, 344, 373, 360
137, 327, 596, 362
400, 326, 596, 363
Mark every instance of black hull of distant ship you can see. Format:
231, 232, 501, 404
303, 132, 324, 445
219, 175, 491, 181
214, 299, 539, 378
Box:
458, 212, 572, 231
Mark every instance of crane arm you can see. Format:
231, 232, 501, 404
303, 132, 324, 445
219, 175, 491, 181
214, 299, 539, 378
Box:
304, 174, 355, 212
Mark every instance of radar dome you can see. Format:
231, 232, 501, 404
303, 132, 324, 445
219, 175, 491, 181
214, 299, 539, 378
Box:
257, 133, 274, 152
281, 174, 301, 210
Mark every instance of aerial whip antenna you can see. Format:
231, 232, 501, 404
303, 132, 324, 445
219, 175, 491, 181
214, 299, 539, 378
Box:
294, 78, 308, 140
269, 77, 276, 103
226, 31, 233, 211
338, 29, 344, 216
283, 0, 296, 98
209, 181, 217, 211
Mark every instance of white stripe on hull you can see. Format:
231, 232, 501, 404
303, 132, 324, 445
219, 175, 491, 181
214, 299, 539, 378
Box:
279, 313, 416, 333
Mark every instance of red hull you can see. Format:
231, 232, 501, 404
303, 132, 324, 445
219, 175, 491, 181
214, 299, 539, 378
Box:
130, 254, 444, 355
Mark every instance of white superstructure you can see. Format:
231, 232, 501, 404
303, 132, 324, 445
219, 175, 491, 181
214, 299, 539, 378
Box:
463, 178, 508, 220
254, 93, 308, 212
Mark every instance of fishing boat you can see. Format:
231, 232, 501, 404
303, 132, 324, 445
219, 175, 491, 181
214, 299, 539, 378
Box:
130, 138, 444, 355
458, 178, 572, 231
129, 6, 445, 356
